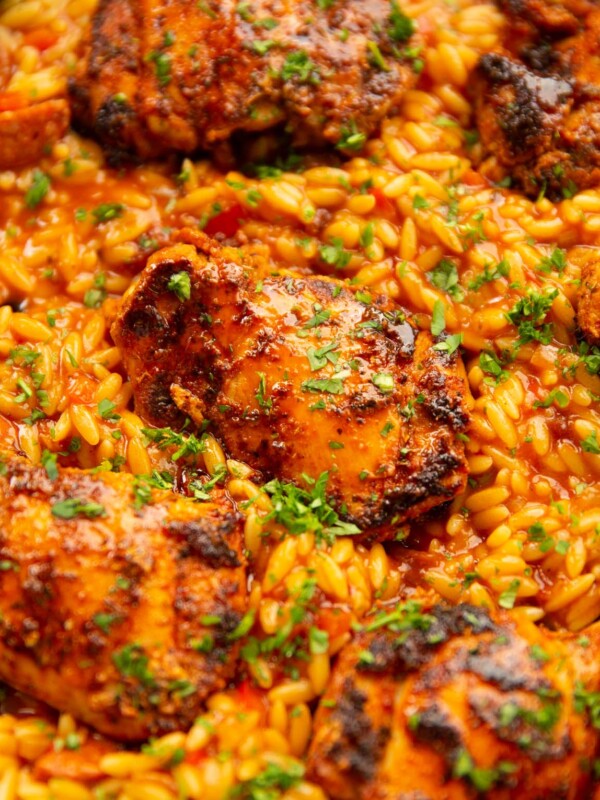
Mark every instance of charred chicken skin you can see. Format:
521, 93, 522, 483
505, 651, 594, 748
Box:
473, 0, 600, 199
69, 0, 421, 162
0, 456, 246, 740
307, 602, 600, 800
112, 231, 470, 540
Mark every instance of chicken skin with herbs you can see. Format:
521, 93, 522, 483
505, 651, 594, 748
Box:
307, 602, 600, 800
69, 0, 421, 162
473, 0, 600, 199
0, 456, 246, 740
112, 231, 470, 541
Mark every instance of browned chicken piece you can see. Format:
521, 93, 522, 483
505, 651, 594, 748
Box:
69, 0, 421, 162
0, 100, 70, 170
473, 0, 600, 199
578, 257, 600, 343
0, 41, 69, 170
498, 0, 595, 35
112, 231, 469, 541
307, 602, 600, 800
0, 456, 246, 740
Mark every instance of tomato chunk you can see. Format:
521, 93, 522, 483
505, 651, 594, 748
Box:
23, 29, 60, 51
0, 93, 27, 112
315, 607, 353, 641
203, 203, 245, 237
236, 678, 264, 711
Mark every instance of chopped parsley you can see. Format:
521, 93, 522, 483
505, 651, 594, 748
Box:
319, 238, 352, 269
112, 643, 155, 686
307, 341, 339, 371
93, 612, 121, 635
360, 222, 374, 249
263, 471, 361, 541
574, 682, 600, 729
389, 0, 415, 41
241, 578, 322, 674
303, 307, 331, 329
527, 522, 554, 553
51, 498, 106, 519
92, 203, 125, 225
380, 420, 395, 438
63, 733, 81, 751
428, 259, 464, 301
280, 51, 320, 84
430, 300, 446, 336
363, 600, 434, 635
189, 463, 227, 501
256, 372, 273, 409
146, 49, 171, 86
412, 194, 429, 210
572, 341, 600, 376
254, 17, 279, 29
537, 248, 567, 274
498, 578, 520, 609
25, 170, 50, 209
358, 649, 375, 666
497, 698, 561, 732
309, 626, 329, 654
453, 749, 516, 792
367, 41, 389, 71
84, 274, 107, 309
433, 333, 463, 355
479, 351, 508, 384
142, 425, 206, 461
581, 430, 600, 454
98, 398, 120, 421
337, 121, 366, 152
132, 470, 174, 509
505, 289, 557, 346
41, 449, 59, 481
228, 609, 256, 641
372, 372, 394, 394
530, 643, 551, 663
230, 762, 304, 800
167, 271, 191, 302
9, 345, 41, 366
252, 39, 277, 55
301, 377, 344, 394
468, 259, 509, 291
168, 679, 196, 699
534, 388, 569, 409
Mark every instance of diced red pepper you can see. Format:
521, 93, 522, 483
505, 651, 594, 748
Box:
23, 29, 60, 51
315, 607, 353, 641
0, 92, 27, 112
370, 188, 396, 217
185, 747, 208, 765
462, 169, 487, 188
65, 376, 98, 405
203, 203, 245, 237
236, 678, 263, 711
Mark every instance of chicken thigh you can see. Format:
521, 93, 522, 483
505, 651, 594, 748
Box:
0, 455, 246, 740
112, 231, 470, 541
